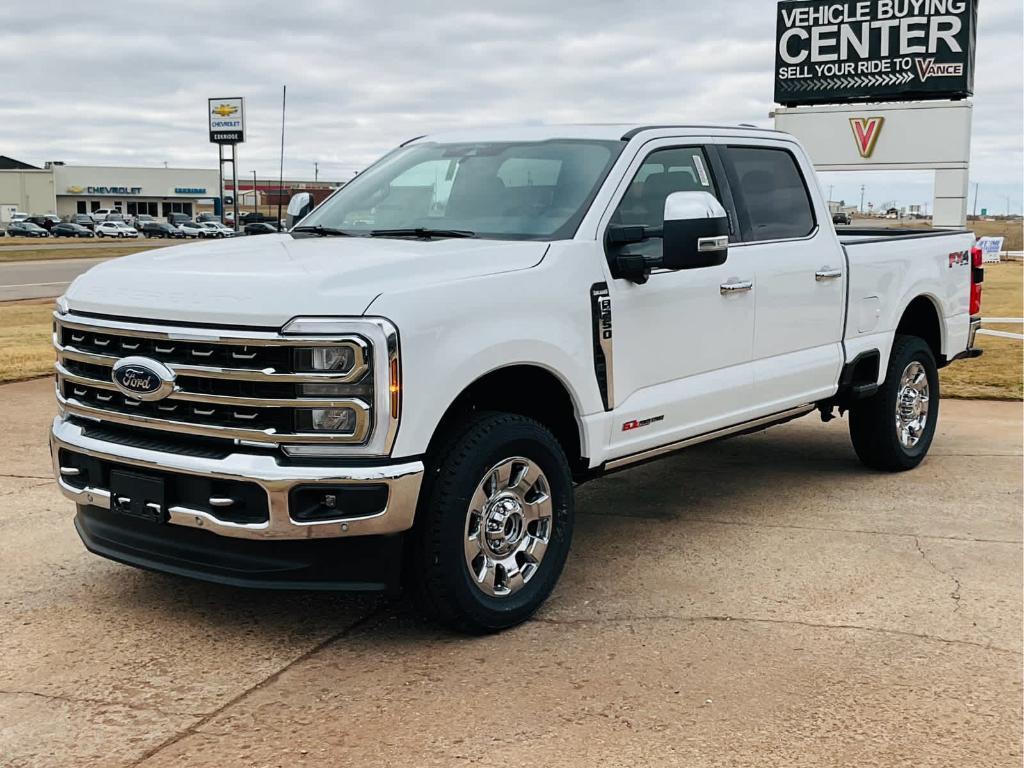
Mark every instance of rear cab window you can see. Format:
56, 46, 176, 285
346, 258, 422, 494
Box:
720, 145, 816, 242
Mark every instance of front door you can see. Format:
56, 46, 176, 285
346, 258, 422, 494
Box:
601, 143, 759, 461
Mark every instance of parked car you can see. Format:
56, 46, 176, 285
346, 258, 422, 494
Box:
89, 208, 123, 223
51, 223, 96, 238
104, 213, 128, 224
50, 124, 984, 633
25, 215, 60, 230
131, 214, 157, 229
241, 212, 276, 224
9, 211, 30, 222
166, 212, 192, 226
6, 221, 49, 237
832, 212, 851, 225
70, 214, 96, 230
198, 221, 236, 238
176, 221, 205, 238
140, 222, 185, 239
196, 212, 221, 223
95, 221, 139, 238
244, 222, 279, 235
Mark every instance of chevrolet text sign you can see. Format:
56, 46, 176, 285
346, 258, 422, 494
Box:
208, 97, 245, 144
775, 0, 977, 106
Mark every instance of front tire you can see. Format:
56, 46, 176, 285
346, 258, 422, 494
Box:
410, 412, 575, 633
849, 335, 939, 471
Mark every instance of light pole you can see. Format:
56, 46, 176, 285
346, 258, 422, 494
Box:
860, 185, 866, 215
314, 162, 319, 183
251, 170, 258, 215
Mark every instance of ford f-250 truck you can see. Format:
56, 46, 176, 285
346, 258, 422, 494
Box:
50, 124, 983, 632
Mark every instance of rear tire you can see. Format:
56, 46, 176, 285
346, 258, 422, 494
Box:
410, 412, 574, 634
849, 335, 939, 471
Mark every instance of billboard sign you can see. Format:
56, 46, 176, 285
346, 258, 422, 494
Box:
775, 0, 978, 106
208, 97, 245, 144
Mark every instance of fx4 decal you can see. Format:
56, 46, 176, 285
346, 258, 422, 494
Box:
949, 250, 969, 268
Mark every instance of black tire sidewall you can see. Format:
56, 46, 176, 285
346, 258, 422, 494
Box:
888, 339, 939, 462
417, 414, 574, 632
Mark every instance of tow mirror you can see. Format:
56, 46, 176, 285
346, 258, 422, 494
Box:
661, 191, 729, 270
286, 192, 313, 229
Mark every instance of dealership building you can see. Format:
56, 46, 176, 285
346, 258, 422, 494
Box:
2, 156, 339, 221
52, 164, 220, 220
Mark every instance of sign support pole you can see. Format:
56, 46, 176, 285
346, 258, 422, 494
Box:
217, 144, 225, 220
231, 144, 240, 232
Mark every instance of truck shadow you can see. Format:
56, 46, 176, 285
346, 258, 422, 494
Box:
97, 421, 872, 642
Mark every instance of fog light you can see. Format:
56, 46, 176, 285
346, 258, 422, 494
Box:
308, 407, 357, 433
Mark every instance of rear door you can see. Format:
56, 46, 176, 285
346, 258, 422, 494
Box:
717, 142, 845, 411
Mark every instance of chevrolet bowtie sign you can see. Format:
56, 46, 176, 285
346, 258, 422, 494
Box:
208, 97, 245, 144
775, 0, 978, 106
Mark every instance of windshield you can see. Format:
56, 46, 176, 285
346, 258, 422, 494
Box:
299, 139, 623, 240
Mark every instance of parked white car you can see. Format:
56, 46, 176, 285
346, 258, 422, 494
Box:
95, 221, 139, 238
198, 221, 236, 238
90, 208, 124, 223
176, 221, 205, 238
51, 124, 984, 633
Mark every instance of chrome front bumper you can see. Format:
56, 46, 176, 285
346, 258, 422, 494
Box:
50, 417, 424, 541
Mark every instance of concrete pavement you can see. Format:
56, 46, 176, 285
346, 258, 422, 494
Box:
0, 257, 109, 302
0, 378, 1020, 767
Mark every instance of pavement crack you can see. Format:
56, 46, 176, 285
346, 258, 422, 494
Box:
914, 536, 963, 613
0, 474, 51, 480
127, 604, 385, 767
530, 614, 1019, 655
0, 687, 198, 718
0, 481, 52, 497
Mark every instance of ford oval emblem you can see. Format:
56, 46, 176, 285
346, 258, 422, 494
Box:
111, 356, 177, 401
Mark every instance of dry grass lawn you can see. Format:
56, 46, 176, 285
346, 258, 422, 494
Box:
0, 242, 171, 263
0, 301, 55, 383
941, 261, 1022, 400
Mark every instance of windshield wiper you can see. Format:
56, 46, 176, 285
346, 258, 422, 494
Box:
368, 227, 476, 240
291, 225, 356, 237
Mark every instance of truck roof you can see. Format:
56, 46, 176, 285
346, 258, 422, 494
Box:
410, 123, 784, 145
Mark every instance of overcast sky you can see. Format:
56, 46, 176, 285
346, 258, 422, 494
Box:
1, 0, 1021, 212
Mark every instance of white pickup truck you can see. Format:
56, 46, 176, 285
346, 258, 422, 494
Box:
51, 124, 983, 632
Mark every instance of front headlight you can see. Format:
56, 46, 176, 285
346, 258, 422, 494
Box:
280, 317, 400, 458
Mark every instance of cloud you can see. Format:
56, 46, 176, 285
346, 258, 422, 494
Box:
1, 0, 1019, 210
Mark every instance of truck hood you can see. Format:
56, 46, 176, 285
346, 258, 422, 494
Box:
64, 234, 548, 327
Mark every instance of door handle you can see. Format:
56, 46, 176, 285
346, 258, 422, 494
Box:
815, 268, 842, 281
720, 281, 753, 294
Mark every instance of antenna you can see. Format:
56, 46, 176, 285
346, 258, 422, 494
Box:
277, 85, 287, 228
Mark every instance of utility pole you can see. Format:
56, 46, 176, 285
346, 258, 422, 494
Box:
314, 162, 319, 183
859, 185, 865, 214
277, 85, 287, 228
972, 182, 980, 218
827, 184, 834, 203
251, 170, 258, 215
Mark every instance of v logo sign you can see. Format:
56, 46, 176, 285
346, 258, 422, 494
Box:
850, 117, 885, 158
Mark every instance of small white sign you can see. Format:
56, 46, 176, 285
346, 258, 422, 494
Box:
977, 236, 1004, 264
208, 97, 245, 144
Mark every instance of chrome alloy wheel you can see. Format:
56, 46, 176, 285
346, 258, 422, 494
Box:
895, 361, 930, 449
464, 457, 553, 597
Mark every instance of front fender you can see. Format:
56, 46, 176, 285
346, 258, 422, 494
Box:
368, 256, 605, 459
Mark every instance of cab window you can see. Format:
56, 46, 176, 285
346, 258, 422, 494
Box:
607, 146, 722, 260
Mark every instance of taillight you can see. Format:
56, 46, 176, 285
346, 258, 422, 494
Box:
970, 245, 984, 315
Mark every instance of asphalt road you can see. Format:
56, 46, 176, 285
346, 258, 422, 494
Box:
0, 257, 109, 302
1, 378, 1020, 767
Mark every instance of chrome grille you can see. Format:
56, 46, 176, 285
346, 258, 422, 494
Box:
54, 313, 374, 446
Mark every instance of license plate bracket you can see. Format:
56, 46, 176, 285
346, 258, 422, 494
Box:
110, 470, 167, 523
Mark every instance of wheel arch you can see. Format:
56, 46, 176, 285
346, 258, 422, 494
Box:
894, 293, 946, 366
424, 363, 589, 478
